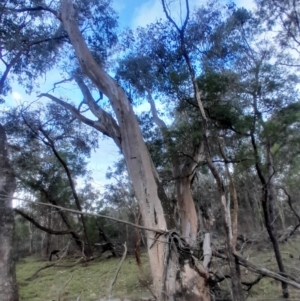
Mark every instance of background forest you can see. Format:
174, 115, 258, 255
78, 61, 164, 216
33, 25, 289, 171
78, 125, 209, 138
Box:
1, 0, 300, 301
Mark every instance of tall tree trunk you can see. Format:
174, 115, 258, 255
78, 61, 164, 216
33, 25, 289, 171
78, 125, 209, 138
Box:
0, 124, 19, 301
176, 177, 198, 246
28, 221, 33, 255
207, 160, 244, 301
58, 2, 211, 299
265, 142, 289, 298
147, 92, 201, 247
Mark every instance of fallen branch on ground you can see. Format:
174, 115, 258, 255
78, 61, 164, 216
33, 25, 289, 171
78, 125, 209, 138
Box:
57, 275, 73, 301
108, 242, 127, 299
213, 251, 300, 289
26, 240, 71, 281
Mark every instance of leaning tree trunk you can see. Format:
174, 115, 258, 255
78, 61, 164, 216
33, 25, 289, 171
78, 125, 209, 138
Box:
58, 2, 211, 300
265, 142, 289, 298
0, 124, 19, 301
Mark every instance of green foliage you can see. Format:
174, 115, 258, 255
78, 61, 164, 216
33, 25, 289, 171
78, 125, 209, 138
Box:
1, 102, 99, 214
0, 0, 118, 93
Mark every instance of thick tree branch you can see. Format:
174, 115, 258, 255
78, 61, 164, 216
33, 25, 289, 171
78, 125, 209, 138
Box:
74, 76, 121, 146
147, 91, 167, 129
37, 125, 92, 255
38, 93, 121, 149
14, 209, 71, 235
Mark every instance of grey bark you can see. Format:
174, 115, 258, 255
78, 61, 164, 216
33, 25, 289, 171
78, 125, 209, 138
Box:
0, 124, 19, 301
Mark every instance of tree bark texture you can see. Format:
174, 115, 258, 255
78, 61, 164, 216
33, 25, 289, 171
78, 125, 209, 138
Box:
148, 92, 200, 246
0, 124, 19, 301
59, 1, 210, 299
176, 177, 198, 246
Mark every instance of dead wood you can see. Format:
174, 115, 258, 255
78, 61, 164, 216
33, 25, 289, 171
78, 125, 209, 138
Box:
213, 251, 300, 289
108, 242, 127, 299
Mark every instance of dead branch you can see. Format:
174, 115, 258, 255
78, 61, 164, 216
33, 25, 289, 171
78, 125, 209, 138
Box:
37, 125, 92, 255
25, 262, 57, 281
57, 275, 73, 301
2, 194, 165, 234
108, 242, 127, 299
213, 251, 300, 290
242, 275, 264, 292
26, 240, 71, 281
14, 208, 71, 235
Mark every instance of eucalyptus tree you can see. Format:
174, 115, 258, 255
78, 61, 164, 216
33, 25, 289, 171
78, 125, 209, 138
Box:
0, 0, 118, 96
2, 102, 99, 256
2, 0, 300, 300
20, 0, 214, 298
205, 5, 300, 297
116, 1, 251, 299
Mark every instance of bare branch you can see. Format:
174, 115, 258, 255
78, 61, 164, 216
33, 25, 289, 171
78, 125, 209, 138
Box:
74, 76, 121, 146
147, 91, 167, 129
213, 251, 300, 290
3, 194, 165, 234
14, 208, 72, 235
37, 125, 92, 254
108, 242, 127, 299
58, 275, 73, 301
38, 93, 121, 148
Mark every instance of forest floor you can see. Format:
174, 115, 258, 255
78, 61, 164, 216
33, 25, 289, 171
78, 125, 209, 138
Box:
16, 252, 153, 301
16, 236, 300, 301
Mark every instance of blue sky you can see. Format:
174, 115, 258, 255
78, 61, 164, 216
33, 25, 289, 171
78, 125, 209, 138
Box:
5, 0, 256, 192
113, 0, 255, 29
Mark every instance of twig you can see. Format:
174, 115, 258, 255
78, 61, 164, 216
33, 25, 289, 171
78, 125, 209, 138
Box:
108, 242, 127, 299
57, 275, 73, 301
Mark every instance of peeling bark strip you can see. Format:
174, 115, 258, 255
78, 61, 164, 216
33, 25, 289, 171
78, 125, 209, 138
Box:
0, 124, 18, 301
